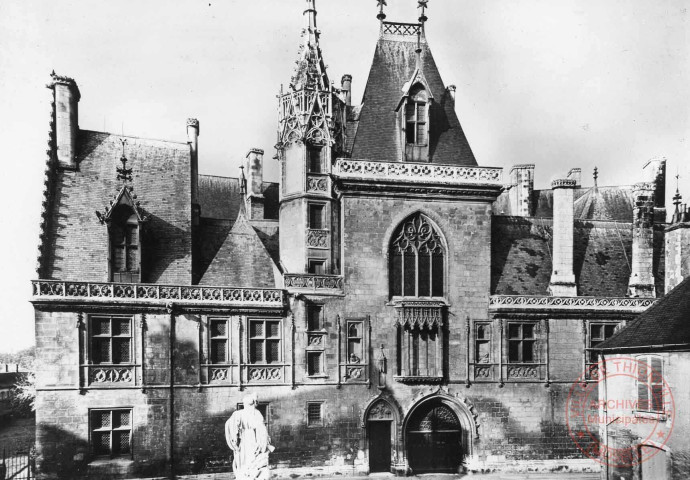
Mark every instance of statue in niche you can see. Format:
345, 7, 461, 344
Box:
225, 394, 275, 480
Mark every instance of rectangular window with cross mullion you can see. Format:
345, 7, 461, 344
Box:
507, 323, 536, 363
90, 408, 132, 458
90, 315, 133, 365
249, 319, 281, 365
209, 318, 230, 364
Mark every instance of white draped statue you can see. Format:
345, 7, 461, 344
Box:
225, 394, 275, 480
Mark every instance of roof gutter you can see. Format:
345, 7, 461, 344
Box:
588, 343, 690, 353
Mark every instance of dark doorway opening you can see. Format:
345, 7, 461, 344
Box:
406, 401, 462, 473
368, 421, 391, 473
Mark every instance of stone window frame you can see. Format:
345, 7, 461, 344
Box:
201, 316, 236, 385
82, 314, 140, 388
404, 84, 429, 147
306, 401, 325, 427
243, 316, 289, 385
307, 258, 326, 274
108, 205, 142, 283
307, 202, 327, 230
499, 319, 547, 382
339, 316, 370, 385
584, 320, 621, 380
305, 302, 327, 379
248, 318, 283, 365
89, 407, 133, 460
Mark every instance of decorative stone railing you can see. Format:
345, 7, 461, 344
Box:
88, 365, 135, 384
489, 295, 655, 312
306, 173, 330, 193
306, 229, 329, 249
32, 280, 286, 307
283, 274, 344, 292
333, 159, 503, 186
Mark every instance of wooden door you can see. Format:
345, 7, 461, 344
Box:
407, 402, 462, 473
369, 421, 391, 473
640, 445, 667, 480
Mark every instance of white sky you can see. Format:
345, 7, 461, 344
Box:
0, 0, 687, 353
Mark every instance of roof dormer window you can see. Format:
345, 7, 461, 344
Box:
400, 82, 431, 162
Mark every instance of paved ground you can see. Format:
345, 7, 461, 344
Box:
133, 473, 600, 480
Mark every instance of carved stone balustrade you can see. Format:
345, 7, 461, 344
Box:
333, 159, 503, 186
489, 295, 655, 314
283, 274, 344, 294
31, 280, 287, 311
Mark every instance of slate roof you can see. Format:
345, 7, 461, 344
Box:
595, 276, 690, 351
349, 24, 477, 165
198, 175, 279, 220
198, 210, 279, 287
491, 216, 665, 296
493, 185, 634, 222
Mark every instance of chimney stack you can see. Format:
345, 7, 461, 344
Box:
549, 179, 577, 296
567, 168, 581, 187
48, 72, 80, 168
643, 157, 666, 223
186, 119, 200, 223
245, 148, 265, 220
341, 74, 352, 107
508, 164, 535, 217
446, 85, 457, 103
628, 182, 657, 297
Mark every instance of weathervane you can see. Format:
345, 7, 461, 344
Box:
593, 166, 598, 188
418, 0, 429, 23
116, 138, 133, 182
376, 0, 386, 20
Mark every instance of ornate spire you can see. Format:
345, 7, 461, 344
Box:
304, 0, 317, 31
376, 0, 387, 21
116, 138, 133, 182
593, 166, 598, 189
290, 0, 329, 91
418, 0, 429, 24
672, 172, 683, 223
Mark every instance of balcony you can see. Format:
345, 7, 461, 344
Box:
31, 280, 287, 310
489, 295, 655, 313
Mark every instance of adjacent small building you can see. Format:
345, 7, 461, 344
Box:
593, 206, 690, 480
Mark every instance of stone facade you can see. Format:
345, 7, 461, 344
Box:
31, 3, 681, 479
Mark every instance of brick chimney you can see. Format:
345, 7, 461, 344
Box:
48, 72, 80, 168
187, 118, 200, 224
628, 182, 656, 297
549, 179, 577, 296
341, 74, 352, 107
245, 148, 265, 220
446, 85, 457, 103
508, 164, 535, 217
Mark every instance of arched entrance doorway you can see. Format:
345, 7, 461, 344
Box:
363, 398, 399, 473
406, 399, 463, 473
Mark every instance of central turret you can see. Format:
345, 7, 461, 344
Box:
276, 0, 346, 275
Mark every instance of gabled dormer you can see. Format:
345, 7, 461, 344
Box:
397, 69, 434, 162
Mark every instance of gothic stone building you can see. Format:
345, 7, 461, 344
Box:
31, 2, 676, 478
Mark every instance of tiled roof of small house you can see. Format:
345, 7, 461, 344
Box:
491, 216, 665, 296
595, 276, 690, 351
349, 25, 476, 165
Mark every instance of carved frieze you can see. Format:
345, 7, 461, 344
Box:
306, 229, 329, 249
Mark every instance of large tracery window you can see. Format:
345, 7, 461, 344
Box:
109, 205, 140, 283
389, 214, 445, 298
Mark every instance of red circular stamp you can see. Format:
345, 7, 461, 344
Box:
565, 356, 675, 469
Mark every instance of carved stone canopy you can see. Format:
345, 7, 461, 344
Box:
395, 300, 445, 329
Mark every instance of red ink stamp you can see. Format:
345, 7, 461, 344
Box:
565, 356, 675, 469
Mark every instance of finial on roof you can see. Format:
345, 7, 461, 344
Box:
672, 172, 683, 223
418, 0, 429, 24
376, 0, 387, 20
304, 0, 317, 31
593, 166, 598, 188
116, 138, 133, 182
239, 165, 247, 196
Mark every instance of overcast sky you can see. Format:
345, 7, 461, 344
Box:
0, 0, 687, 353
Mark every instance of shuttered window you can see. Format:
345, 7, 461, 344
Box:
637, 356, 664, 413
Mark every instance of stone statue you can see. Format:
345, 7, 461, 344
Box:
225, 394, 275, 480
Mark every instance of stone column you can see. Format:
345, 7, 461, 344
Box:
245, 148, 265, 220
549, 178, 577, 296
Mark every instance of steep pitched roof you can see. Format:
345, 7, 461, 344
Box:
491, 216, 665, 296
198, 210, 279, 288
349, 23, 477, 165
198, 175, 279, 220
595, 276, 690, 351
